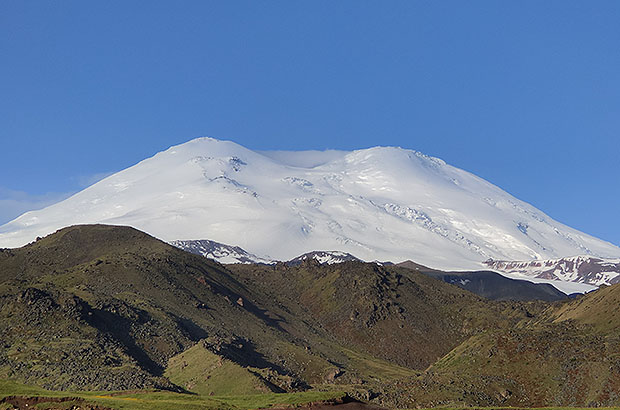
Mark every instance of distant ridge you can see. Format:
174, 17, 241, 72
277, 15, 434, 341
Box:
286, 251, 361, 266
171, 239, 568, 301
485, 255, 620, 286
397, 260, 568, 301
171, 239, 275, 265
170, 240, 361, 267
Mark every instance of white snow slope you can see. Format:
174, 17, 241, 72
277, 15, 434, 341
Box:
2, 137, 619, 285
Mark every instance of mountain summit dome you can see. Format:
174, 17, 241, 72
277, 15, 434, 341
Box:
1, 137, 619, 273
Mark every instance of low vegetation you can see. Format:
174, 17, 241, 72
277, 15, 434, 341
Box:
2, 224, 620, 409
0, 379, 345, 409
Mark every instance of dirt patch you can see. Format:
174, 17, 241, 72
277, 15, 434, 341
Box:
0, 395, 113, 410
93, 389, 152, 397
293, 403, 385, 410
273, 398, 386, 410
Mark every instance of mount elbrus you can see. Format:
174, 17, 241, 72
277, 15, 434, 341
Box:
1, 137, 619, 292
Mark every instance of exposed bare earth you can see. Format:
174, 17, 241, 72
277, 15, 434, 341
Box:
0, 395, 113, 409
274, 400, 385, 410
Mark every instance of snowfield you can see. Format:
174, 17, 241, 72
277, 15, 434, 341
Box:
1, 137, 619, 292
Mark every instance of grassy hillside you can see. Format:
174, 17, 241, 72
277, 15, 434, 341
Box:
551, 283, 620, 334
228, 261, 511, 372
3, 224, 620, 408
378, 285, 620, 408
0, 225, 339, 391
165, 340, 282, 396
1, 225, 501, 400
0, 379, 345, 410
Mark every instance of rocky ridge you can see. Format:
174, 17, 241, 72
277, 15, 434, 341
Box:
485, 255, 620, 286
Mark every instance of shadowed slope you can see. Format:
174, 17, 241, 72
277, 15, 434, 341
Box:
397, 260, 568, 301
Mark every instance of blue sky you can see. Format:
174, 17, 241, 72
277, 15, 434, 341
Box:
1, 1, 619, 246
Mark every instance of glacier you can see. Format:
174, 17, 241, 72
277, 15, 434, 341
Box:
1, 137, 619, 289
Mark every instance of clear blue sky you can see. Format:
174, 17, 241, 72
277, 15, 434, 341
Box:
1, 1, 619, 246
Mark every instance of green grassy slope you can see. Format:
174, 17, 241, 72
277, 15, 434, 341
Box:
228, 260, 512, 373
551, 283, 620, 334
378, 286, 620, 408
164, 340, 281, 396
0, 379, 345, 410
4, 224, 620, 408
0, 225, 343, 391
2, 225, 503, 399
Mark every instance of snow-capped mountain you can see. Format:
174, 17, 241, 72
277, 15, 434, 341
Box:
171, 239, 275, 265
172, 238, 359, 266
2, 137, 619, 283
287, 251, 361, 266
485, 256, 620, 286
